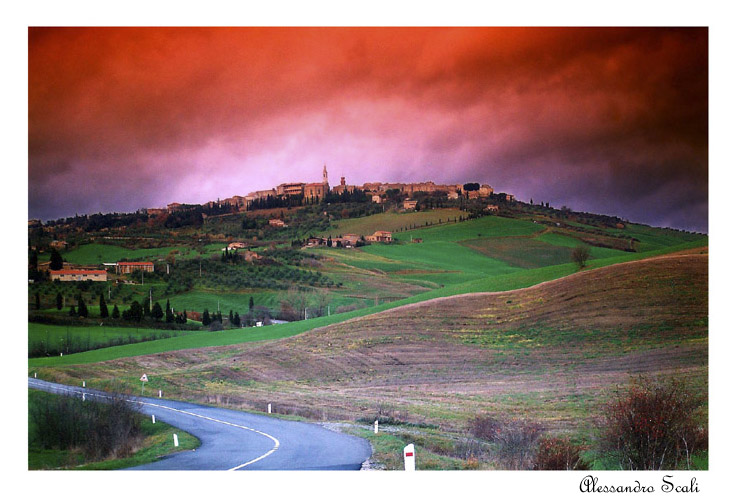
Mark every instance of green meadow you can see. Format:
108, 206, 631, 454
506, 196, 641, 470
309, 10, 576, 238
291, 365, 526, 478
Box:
61, 243, 201, 265
28, 231, 706, 369
319, 208, 464, 237
30, 204, 707, 369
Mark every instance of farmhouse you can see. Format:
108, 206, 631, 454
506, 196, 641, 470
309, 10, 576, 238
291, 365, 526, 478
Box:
366, 230, 393, 243
226, 242, 248, 250
306, 237, 326, 247
241, 250, 261, 262
371, 195, 382, 204
403, 199, 418, 210
339, 234, 361, 247
50, 269, 107, 282
269, 219, 287, 227
116, 261, 154, 274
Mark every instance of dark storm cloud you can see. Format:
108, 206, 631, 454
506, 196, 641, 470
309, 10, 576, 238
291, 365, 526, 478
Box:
28, 27, 707, 231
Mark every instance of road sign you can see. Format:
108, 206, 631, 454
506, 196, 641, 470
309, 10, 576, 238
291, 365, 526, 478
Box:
140, 374, 149, 382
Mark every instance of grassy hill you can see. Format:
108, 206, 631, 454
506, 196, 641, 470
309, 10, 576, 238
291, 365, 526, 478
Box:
31, 252, 708, 469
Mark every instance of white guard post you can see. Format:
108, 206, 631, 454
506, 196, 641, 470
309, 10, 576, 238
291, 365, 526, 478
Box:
404, 444, 416, 471
173, 434, 179, 447
374, 420, 379, 434
268, 403, 272, 414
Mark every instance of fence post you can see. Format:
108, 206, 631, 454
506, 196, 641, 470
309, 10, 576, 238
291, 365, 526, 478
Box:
173, 434, 179, 447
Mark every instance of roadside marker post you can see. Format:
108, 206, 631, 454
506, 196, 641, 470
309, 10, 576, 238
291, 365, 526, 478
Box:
173, 434, 179, 447
268, 403, 272, 414
152, 414, 156, 424
82, 381, 85, 388
159, 390, 162, 398
374, 420, 379, 434
404, 444, 416, 471
82, 392, 85, 402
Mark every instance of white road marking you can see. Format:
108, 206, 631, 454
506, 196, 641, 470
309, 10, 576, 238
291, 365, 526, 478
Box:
28, 379, 279, 470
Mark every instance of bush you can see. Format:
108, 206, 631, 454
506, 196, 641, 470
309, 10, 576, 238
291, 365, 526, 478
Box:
571, 245, 591, 269
470, 415, 544, 470
29, 390, 142, 460
600, 376, 707, 470
533, 436, 590, 470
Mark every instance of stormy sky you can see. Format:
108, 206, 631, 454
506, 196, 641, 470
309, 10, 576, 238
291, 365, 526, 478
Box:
28, 27, 708, 232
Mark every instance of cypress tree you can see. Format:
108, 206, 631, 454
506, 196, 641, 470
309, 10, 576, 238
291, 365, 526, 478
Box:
112, 304, 120, 319
99, 293, 109, 318
202, 309, 211, 326
152, 302, 164, 321
165, 299, 174, 323
49, 248, 64, 271
69, 305, 76, 317
249, 296, 254, 311
142, 296, 151, 317
129, 301, 143, 322
77, 295, 88, 318
56, 292, 63, 310
233, 312, 241, 327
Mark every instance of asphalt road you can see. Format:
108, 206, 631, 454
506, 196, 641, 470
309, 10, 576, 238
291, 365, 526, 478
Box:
28, 378, 372, 470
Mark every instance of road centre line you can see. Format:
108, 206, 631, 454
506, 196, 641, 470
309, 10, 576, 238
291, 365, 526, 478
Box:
28, 379, 279, 470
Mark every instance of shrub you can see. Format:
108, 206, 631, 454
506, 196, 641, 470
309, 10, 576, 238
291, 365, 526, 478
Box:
470, 415, 544, 470
29, 390, 142, 460
600, 376, 707, 470
533, 436, 590, 470
572, 245, 591, 269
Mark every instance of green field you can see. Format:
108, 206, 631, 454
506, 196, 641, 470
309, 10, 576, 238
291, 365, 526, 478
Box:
320, 208, 464, 237
27, 234, 707, 369
60, 243, 201, 265
28, 322, 200, 357
393, 215, 545, 242
29, 206, 708, 368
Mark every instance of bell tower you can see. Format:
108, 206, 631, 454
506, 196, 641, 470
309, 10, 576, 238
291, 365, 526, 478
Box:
322, 164, 329, 185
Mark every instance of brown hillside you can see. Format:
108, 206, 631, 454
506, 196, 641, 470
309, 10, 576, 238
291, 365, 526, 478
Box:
54, 254, 708, 433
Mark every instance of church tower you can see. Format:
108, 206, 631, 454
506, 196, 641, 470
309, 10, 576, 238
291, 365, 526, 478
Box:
323, 164, 329, 185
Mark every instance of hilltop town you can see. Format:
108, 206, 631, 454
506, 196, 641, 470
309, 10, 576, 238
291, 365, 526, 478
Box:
146, 165, 500, 217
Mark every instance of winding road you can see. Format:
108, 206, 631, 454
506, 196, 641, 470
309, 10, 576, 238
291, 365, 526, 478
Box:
28, 378, 372, 470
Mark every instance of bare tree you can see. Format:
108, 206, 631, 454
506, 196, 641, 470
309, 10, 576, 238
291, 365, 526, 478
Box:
572, 246, 591, 269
